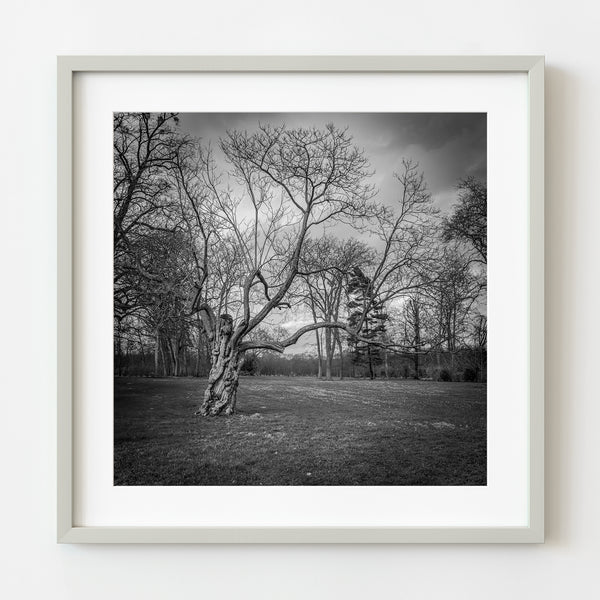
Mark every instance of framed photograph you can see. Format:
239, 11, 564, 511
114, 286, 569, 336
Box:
58, 55, 544, 543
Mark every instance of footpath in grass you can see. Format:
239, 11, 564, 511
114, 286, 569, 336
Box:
114, 376, 486, 486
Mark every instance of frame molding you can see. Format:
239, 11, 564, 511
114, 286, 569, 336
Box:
57, 55, 544, 543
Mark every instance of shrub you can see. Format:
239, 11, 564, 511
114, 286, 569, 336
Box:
463, 367, 477, 382
438, 369, 452, 382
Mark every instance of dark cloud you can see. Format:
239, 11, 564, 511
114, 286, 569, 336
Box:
178, 112, 486, 213
382, 113, 486, 151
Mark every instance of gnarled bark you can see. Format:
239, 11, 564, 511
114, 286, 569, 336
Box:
197, 314, 243, 416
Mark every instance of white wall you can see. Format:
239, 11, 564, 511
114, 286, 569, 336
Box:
1, 1, 598, 598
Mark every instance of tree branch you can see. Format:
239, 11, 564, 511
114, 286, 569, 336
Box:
240, 320, 418, 354
190, 297, 216, 342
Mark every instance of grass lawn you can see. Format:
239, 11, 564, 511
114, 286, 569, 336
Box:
114, 376, 486, 486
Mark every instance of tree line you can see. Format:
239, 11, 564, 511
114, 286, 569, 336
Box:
114, 113, 487, 415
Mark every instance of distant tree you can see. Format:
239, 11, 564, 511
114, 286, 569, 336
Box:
124, 229, 195, 376
299, 236, 373, 380
113, 113, 191, 317
466, 313, 487, 382
344, 159, 439, 356
442, 177, 487, 264
347, 267, 388, 379
400, 294, 430, 379
113, 113, 199, 375
429, 248, 484, 379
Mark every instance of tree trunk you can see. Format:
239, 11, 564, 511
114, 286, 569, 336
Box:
115, 321, 123, 376
195, 343, 201, 377
367, 344, 374, 380
195, 321, 202, 377
414, 303, 421, 379
154, 328, 160, 376
413, 351, 420, 380
124, 337, 130, 376
309, 299, 323, 379
479, 349, 485, 383
324, 327, 333, 381
138, 332, 146, 372
336, 332, 344, 380
159, 338, 168, 376
169, 338, 179, 377
197, 314, 242, 416
315, 328, 323, 379
368, 359, 374, 380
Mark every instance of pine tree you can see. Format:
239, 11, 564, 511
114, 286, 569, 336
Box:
347, 267, 388, 379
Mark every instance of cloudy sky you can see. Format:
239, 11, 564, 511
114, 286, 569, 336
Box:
178, 112, 486, 213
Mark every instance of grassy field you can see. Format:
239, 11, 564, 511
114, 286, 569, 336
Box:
114, 376, 486, 486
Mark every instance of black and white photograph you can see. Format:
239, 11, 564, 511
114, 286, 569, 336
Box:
113, 112, 487, 486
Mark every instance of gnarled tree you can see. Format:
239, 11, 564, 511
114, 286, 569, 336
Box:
183, 124, 376, 415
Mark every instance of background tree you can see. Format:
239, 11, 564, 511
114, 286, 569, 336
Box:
340, 159, 439, 376
113, 113, 198, 375
299, 237, 372, 380
399, 293, 431, 379
343, 159, 439, 343
463, 313, 487, 382
113, 113, 191, 316
429, 247, 484, 379
347, 267, 388, 379
442, 177, 487, 264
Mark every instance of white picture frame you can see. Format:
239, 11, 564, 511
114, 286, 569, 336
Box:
57, 55, 544, 543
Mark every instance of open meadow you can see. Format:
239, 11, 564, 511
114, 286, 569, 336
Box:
114, 376, 486, 486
